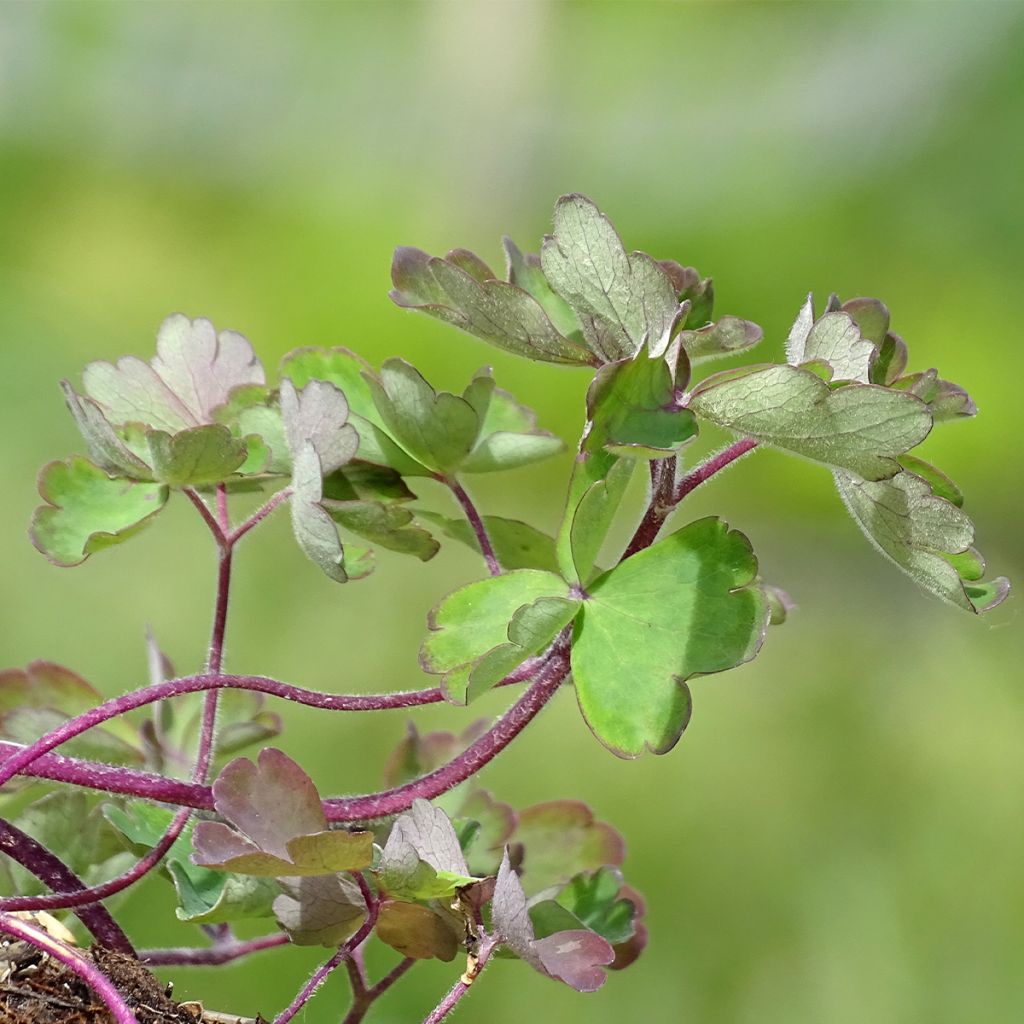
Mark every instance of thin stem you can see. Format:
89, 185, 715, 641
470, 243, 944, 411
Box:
139, 932, 289, 967
342, 956, 416, 1024
0, 657, 542, 790
446, 477, 501, 575
273, 873, 377, 1024
673, 438, 758, 502
0, 912, 139, 1024
182, 487, 227, 547
421, 934, 499, 1024
0, 819, 134, 953
0, 638, 571, 821
228, 487, 293, 546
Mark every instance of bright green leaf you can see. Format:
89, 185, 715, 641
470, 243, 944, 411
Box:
414, 511, 559, 573
571, 517, 770, 757
145, 424, 248, 486
31, 457, 168, 567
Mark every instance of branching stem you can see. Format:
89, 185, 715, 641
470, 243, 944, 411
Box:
139, 932, 289, 967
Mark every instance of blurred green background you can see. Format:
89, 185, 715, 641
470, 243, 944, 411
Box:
1, 2, 1022, 1022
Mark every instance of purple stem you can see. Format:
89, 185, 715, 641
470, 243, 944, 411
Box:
620, 456, 678, 561
342, 955, 416, 1024
0, 641, 571, 822
445, 477, 501, 576
0, 656, 543, 791
182, 487, 227, 547
0, 819, 134, 953
673, 438, 758, 502
0, 912, 139, 1024
139, 932, 289, 967
228, 487, 293, 546
421, 934, 499, 1024
273, 873, 377, 1024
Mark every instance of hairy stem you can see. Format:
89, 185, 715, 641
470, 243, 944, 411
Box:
445, 477, 501, 575
0, 912, 139, 1024
674, 438, 758, 502
228, 487, 293, 546
421, 934, 499, 1024
0, 656, 543, 791
139, 932, 289, 967
273, 873, 377, 1024
342, 955, 416, 1024
0, 820, 134, 953
182, 487, 227, 547
620, 456, 678, 561
0, 639, 570, 821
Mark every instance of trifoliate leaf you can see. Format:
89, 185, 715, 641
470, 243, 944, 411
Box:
326, 500, 439, 562
104, 801, 278, 924
375, 900, 460, 961
420, 570, 578, 704
512, 802, 625, 894
191, 749, 373, 877
571, 517, 770, 757
273, 874, 365, 946
834, 469, 1009, 614
31, 457, 168, 567
390, 245, 593, 366
493, 850, 614, 992
586, 340, 697, 458
540, 194, 684, 362
82, 314, 264, 433
377, 799, 479, 900
144, 425, 248, 486
414, 512, 559, 573
689, 364, 932, 480
680, 316, 763, 364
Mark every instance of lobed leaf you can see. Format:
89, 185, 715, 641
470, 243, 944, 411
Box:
327, 500, 439, 562
144, 425, 248, 486
390, 245, 593, 366
571, 517, 770, 757
31, 457, 168, 567
689, 363, 932, 480
680, 316, 763, 364
834, 469, 1009, 614
413, 511, 559, 573
273, 874, 365, 946
540, 194, 683, 362
420, 570, 579, 703
375, 900, 460, 961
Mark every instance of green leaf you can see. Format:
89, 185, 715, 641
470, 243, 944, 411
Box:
540, 194, 683, 362
104, 801, 278, 923
512, 802, 625, 894
366, 359, 479, 475
586, 342, 697, 458
375, 900, 459, 962
571, 517, 770, 757
414, 511, 559, 573
503, 237, 585, 343
326, 500, 439, 562
689, 364, 932, 480
31, 457, 168, 567
834, 469, 1009, 614
390, 245, 593, 366
144, 424, 248, 486
789, 306, 876, 383
377, 799, 479, 900
273, 874, 365, 946
280, 346, 382, 424
420, 570, 577, 703
322, 463, 416, 504
554, 867, 637, 946
214, 384, 291, 475
897, 454, 963, 508
556, 454, 635, 584
680, 316, 763, 364
82, 313, 265, 433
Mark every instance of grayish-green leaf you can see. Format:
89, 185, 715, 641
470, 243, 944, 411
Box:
60, 382, 152, 478
145, 425, 248, 486
680, 316, 763, 364
414, 511, 560, 573
690, 363, 932, 480
327, 500, 439, 561
280, 378, 359, 476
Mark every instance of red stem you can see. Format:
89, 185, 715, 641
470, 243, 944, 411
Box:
0, 640, 570, 822
673, 438, 758, 502
446, 477, 501, 575
421, 934, 499, 1023
182, 487, 227, 547
139, 932, 289, 967
0, 913, 140, 1024
0, 819, 134, 952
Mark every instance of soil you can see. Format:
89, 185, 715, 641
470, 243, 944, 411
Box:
0, 944, 260, 1024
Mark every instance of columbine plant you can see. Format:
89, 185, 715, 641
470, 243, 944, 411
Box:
0, 194, 1007, 1024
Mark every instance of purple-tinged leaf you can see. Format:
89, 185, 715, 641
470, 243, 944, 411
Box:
383, 721, 490, 788
680, 315, 763, 364
512, 802, 625, 893
609, 885, 648, 970
390, 245, 593, 366
891, 368, 977, 421
273, 874, 365, 946
192, 749, 373, 877
532, 930, 614, 992
82, 314, 264, 433
841, 297, 890, 347
280, 378, 359, 477
375, 900, 460, 961
60, 382, 152, 478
